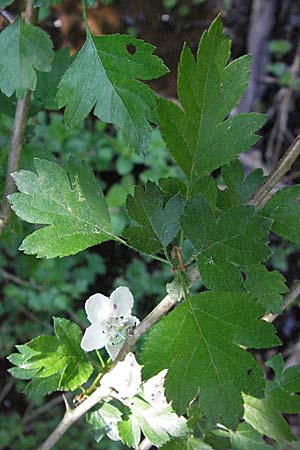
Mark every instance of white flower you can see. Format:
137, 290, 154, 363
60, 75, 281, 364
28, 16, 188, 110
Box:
80, 286, 139, 359
100, 353, 142, 398
143, 369, 169, 408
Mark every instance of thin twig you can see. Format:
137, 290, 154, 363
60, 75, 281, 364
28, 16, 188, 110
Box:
0, 0, 37, 238
0, 379, 14, 405
22, 394, 72, 425
0, 9, 14, 23
248, 133, 300, 207
0, 93, 31, 237
38, 386, 112, 450
1, 268, 43, 291
263, 279, 300, 323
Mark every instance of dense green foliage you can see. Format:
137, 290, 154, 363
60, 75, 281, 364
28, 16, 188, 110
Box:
1, 7, 300, 450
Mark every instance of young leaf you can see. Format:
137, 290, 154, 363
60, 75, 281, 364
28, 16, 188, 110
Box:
243, 265, 288, 314
87, 402, 123, 443
118, 414, 141, 449
157, 16, 266, 189
181, 196, 271, 290
243, 393, 295, 442
0, 19, 53, 99
9, 158, 114, 258
263, 186, 300, 244
35, 48, 73, 110
118, 397, 187, 448
57, 33, 168, 152
123, 182, 184, 254
142, 291, 280, 428
8, 318, 93, 398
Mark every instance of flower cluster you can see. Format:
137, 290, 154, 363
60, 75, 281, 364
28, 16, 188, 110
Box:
98, 352, 187, 444
100, 352, 169, 405
81, 286, 139, 359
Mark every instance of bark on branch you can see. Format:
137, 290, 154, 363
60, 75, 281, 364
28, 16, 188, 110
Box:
248, 133, 300, 207
0, 0, 36, 238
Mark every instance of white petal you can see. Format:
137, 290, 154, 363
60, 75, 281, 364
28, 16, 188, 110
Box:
110, 286, 134, 318
101, 353, 142, 398
124, 315, 140, 328
143, 369, 168, 408
105, 341, 123, 360
85, 293, 111, 324
81, 323, 106, 352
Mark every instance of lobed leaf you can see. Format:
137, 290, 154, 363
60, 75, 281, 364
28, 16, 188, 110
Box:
123, 181, 184, 254
243, 264, 288, 314
263, 185, 300, 244
142, 291, 280, 428
8, 318, 93, 398
57, 33, 168, 152
181, 196, 271, 291
0, 18, 53, 99
9, 158, 115, 258
158, 16, 266, 189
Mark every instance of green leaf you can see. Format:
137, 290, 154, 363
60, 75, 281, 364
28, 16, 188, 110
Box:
9, 158, 114, 258
181, 196, 271, 290
57, 33, 168, 152
265, 354, 284, 379
158, 16, 266, 189
8, 318, 93, 397
229, 422, 273, 450
263, 186, 300, 243
243, 393, 295, 442
118, 414, 141, 449
266, 355, 300, 414
142, 291, 280, 428
0, 18, 53, 99
243, 265, 288, 314
35, 48, 73, 109
218, 160, 265, 209
87, 402, 123, 443
0, 0, 14, 8
161, 436, 214, 449
118, 397, 187, 448
123, 182, 184, 254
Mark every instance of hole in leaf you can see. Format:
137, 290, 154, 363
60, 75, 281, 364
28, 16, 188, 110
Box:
126, 43, 136, 55
247, 368, 253, 376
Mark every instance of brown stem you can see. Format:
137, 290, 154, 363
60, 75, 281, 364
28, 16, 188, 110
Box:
0, 9, 14, 23
0, 0, 37, 238
248, 133, 300, 207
